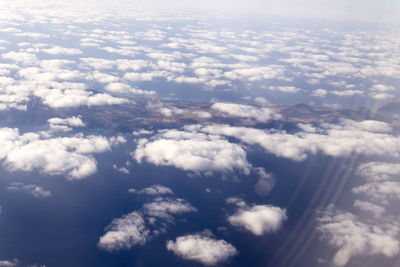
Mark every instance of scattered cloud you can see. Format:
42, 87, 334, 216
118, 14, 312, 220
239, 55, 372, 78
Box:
0, 127, 126, 179
357, 162, 400, 182
7, 182, 51, 198
128, 185, 173, 196
133, 129, 251, 175
317, 207, 400, 258
48, 116, 85, 132
98, 211, 150, 251
227, 197, 287, 235
211, 102, 282, 122
99, 194, 197, 251
166, 232, 238, 266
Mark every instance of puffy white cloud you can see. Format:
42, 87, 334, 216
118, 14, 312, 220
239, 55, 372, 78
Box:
357, 162, 400, 182
317, 207, 400, 258
48, 116, 85, 132
166, 233, 238, 266
99, 196, 197, 251
98, 211, 150, 251
41, 46, 82, 55
2, 51, 38, 65
37, 89, 129, 108
191, 119, 398, 161
0, 127, 125, 179
311, 88, 327, 97
211, 102, 282, 122
7, 182, 51, 198
352, 181, 400, 205
113, 164, 129, 174
143, 197, 197, 219
128, 185, 173, 196
331, 89, 363, 96
227, 199, 287, 235
370, 84, 395, 92
268, 86, 300, 93
105, 82, 156, 96
133, 129, 251, 175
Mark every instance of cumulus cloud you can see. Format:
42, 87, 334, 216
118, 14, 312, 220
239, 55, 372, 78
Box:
311, 88, 327, 97
143, 197, 197, 219
99, 195, 197, 251
7, 182, 51, 198
166, 232, 238, 266
98, 211, 150, 251
104, 82, 156, 96
48, 116, 85, 132
128, 184, 173, 196
316, 207, 400, 258
0, 127, 125, 179
189, 119, 398, 161
227, 197, 287, 235
357, 162, 400, 182
113, 164, 129, 174
268, 85, 300, 93
41, 46, 82, 55
211, 102, 282, 122
133, 129, 251, 175
352, 181, 400, 205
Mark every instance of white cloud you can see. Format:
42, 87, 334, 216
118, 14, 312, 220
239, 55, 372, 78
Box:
352, 181, 400, 205
269, 86, 300, 93
48, 116, 85, 132
7, 182, 51, 198
331, 89, 363, 96
99, 196, 197, 251
113, 164, 129, 174
133, 129, 251, 175
191, 119, 397, 161
311, 88, 327, 97
105, 82, 156, 96
166, 233, 238, 266
211, 102, 282, 122
0, 127, 125, 179
98, 211, 150, 251
370, 84, 395, 92
353, 200, 385, 218
357, 162, 400, 182
317, 207, 400, 258
41, 46, 82, 55
128, 185, 173, 196
2, 51, 38, 65
227, 199, 287, 235
143, 197, 197, 219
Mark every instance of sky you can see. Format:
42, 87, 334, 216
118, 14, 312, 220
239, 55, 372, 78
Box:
1, 0, 400, 266
54, 0, 400, 24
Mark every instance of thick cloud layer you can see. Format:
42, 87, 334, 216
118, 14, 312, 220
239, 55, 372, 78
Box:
166, 233, 238, 266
